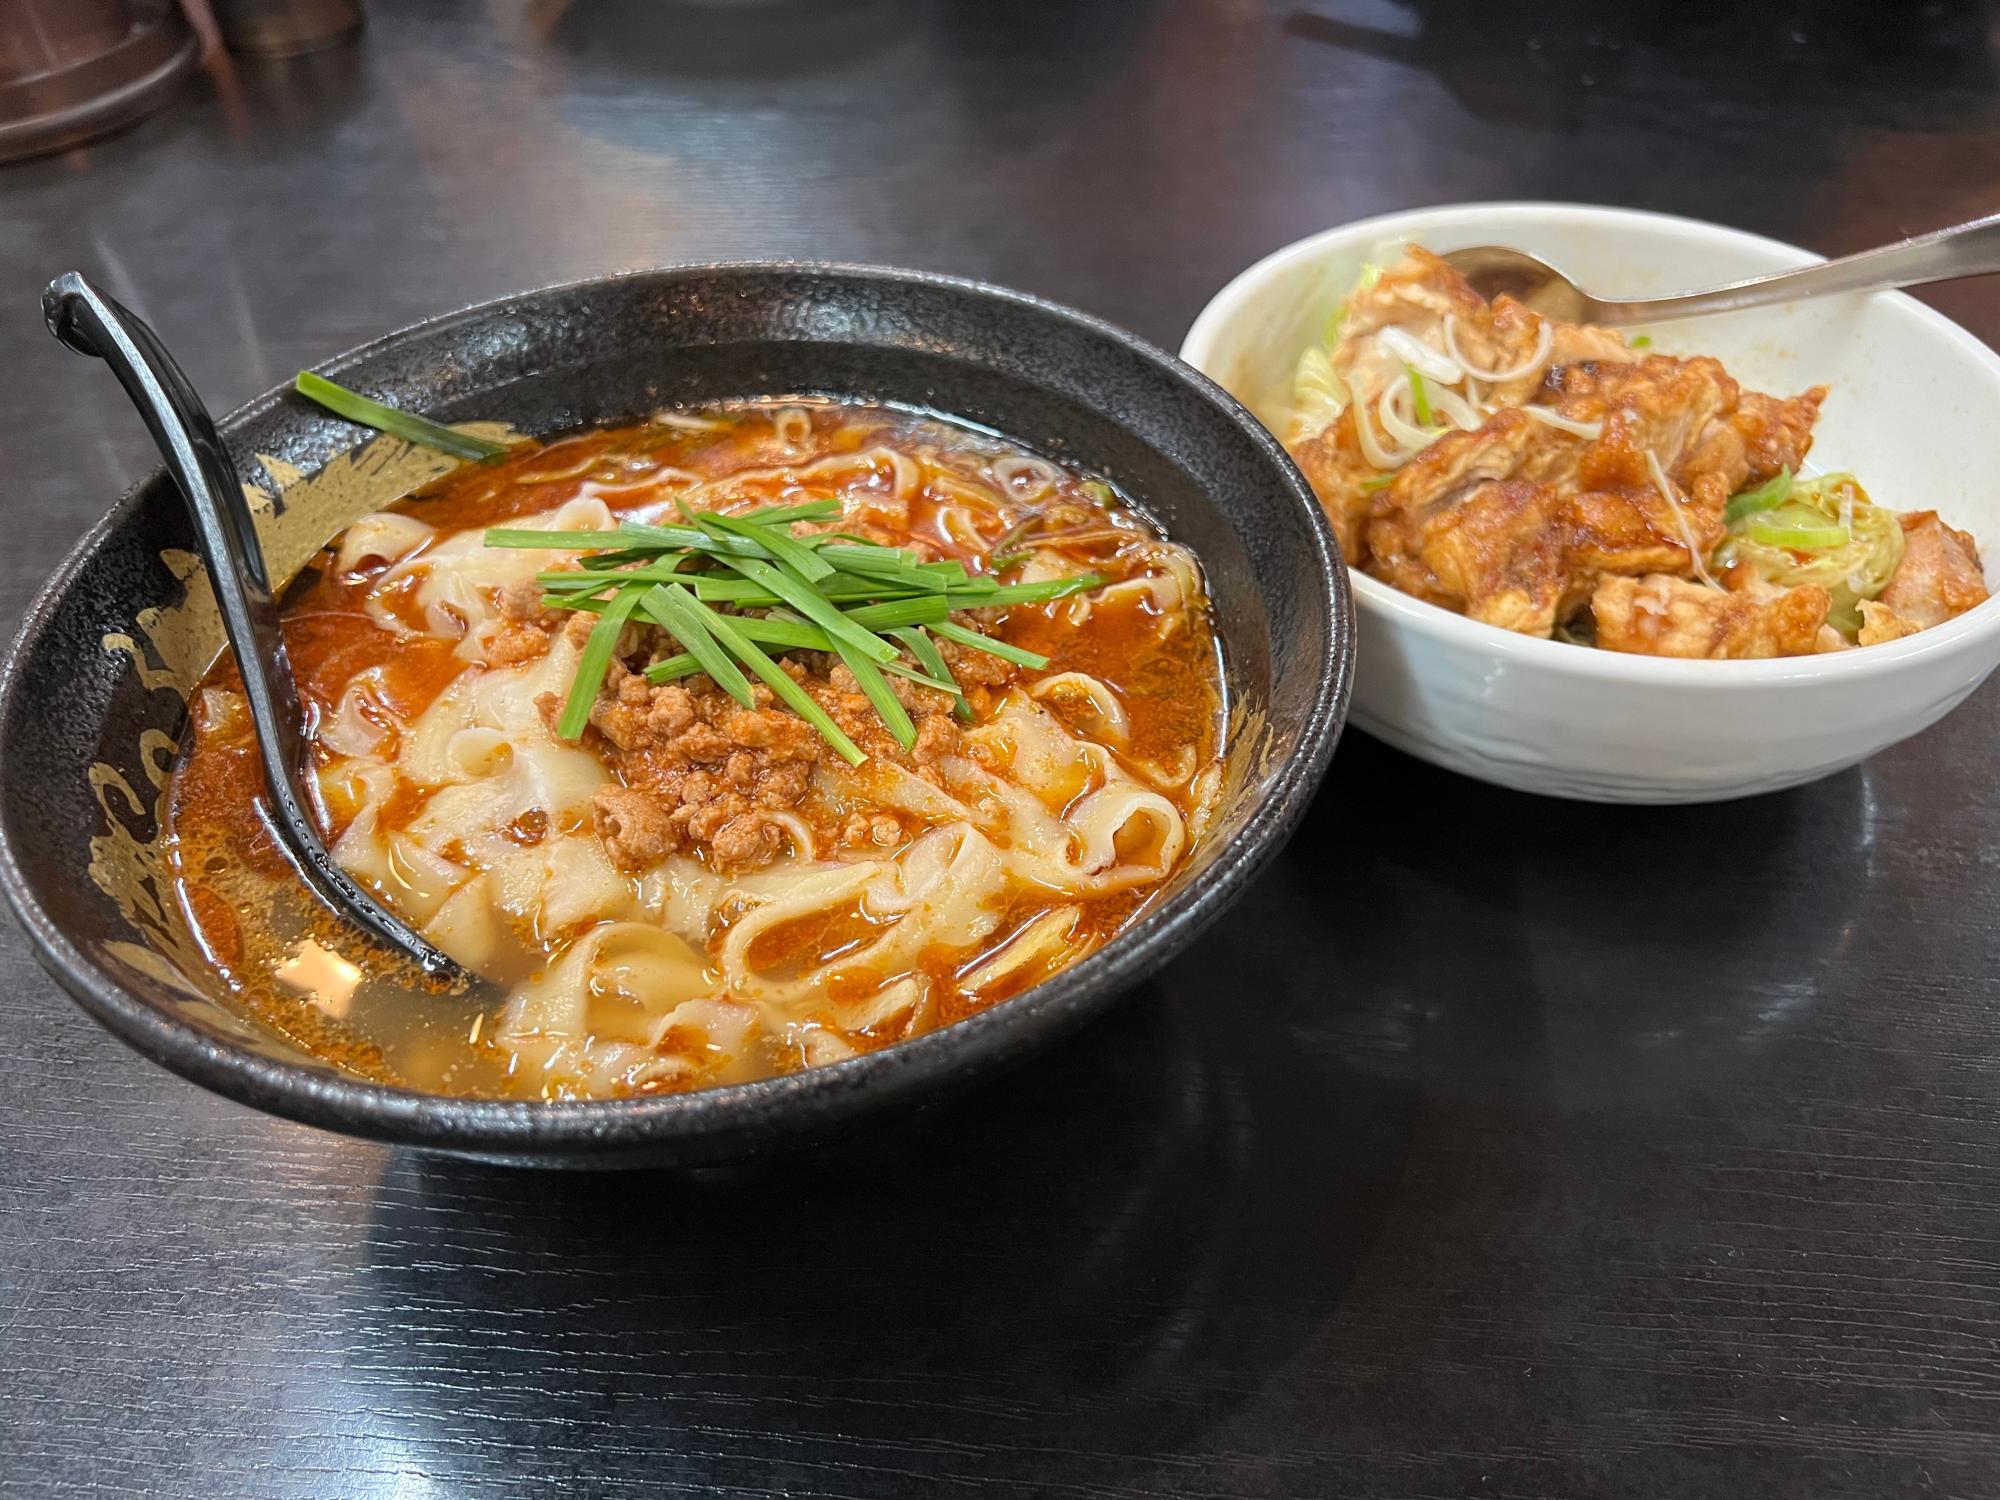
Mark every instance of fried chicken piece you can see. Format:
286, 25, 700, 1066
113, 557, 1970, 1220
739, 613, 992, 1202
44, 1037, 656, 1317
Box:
1861, 512, 1989, 640
1291, 249, 1549, 565
1291, 411, 1379, 565
1592, 573, 1830, 659
1544, 318, 1640, 374
1330, 248, 1494, 407
1365, 356, 1822, 636
1289, 250, 1645, 564
1856, 602, 1924, 647
1285, 249, 1824, 627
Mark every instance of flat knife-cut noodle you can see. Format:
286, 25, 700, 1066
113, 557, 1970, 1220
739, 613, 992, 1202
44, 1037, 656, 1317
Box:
161, 400, 1225, 1100
335, 511, 433, 572
1030, 672, 1131, 744
962, 907, 1083, 993
321, 678, 390, 758
654, 408, 727, 431
935, 502, 992, 549
991, 453, 1062, 500
719, 826, 1009, 1005
513, 446, 616, 485
773, 405, 813, 452
577, 467, 698, 500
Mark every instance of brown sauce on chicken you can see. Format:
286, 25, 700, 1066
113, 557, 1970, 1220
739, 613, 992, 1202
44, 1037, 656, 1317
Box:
1286, 247, 1988, 655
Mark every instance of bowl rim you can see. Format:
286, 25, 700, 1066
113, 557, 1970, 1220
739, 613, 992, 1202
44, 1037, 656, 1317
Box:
1180, 199, 2000, 688
0, 258, 1353, 1151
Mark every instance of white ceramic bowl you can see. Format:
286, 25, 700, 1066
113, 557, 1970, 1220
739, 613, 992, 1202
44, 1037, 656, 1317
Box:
1181, 201, 2000, 802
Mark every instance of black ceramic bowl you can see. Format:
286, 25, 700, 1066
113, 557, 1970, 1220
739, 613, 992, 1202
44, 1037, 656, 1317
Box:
0, 264, 1351, 1167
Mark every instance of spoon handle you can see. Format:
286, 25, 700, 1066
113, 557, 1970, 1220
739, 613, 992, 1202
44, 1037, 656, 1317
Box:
43, 272, 473, 986
1592, 210, 2000, 325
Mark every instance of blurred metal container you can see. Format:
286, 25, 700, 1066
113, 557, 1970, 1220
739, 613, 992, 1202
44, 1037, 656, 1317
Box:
0, 0, 200, 164
210, 0, 363, 57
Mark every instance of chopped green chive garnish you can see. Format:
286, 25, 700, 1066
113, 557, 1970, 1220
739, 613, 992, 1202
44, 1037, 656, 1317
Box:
1630, 334, 1653, 348
489, 497, 1104, 757
833, 641, 917, 753
841, 595, 954, 630
716, 556, 899, 664
892, 626, 972, 722
820, 544, 950, 592
877, 659, 961, 696
556, 587, 641, 741
739, 498, 842, 525
295, 371, 507, 463
696, 609, 866, 767
617, 519, 767, 557
986, 514, 1043, 571
638, 585, 755, 707
699, 511, 836, 583
932, 619, 1049, 670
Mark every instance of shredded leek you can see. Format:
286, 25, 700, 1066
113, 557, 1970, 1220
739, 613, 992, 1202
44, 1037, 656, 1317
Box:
1714, 473, 1905, 637
1408, 367, 1433, 426
1723, 468, 1793, 526
1747, 505, 1848, 551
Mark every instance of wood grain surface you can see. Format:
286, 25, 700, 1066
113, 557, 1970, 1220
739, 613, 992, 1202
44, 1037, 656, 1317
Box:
3, 2, 1999, 1494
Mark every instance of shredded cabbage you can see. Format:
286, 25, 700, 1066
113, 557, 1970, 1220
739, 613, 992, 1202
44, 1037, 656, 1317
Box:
1714, 473, 1904, 638
1287, 344, 1348, 445
1287, 263, 1385, 443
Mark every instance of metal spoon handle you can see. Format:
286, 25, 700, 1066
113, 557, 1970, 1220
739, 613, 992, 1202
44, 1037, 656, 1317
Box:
43, 272, 470, 984
1593, 210, 2000, 325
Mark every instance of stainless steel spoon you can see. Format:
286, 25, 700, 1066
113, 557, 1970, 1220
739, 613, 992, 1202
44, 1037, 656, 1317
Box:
1441, 210, 2000, 326
44, 271, 483, 991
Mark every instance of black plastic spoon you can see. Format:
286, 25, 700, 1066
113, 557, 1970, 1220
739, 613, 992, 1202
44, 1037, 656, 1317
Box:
44, 271, 478, 989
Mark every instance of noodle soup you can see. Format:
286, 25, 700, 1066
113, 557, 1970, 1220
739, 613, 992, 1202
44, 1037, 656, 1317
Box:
164, 401, 1226, 1099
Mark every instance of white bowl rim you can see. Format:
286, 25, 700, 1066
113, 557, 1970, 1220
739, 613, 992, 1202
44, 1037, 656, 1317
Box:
1181, 199, 2000, 688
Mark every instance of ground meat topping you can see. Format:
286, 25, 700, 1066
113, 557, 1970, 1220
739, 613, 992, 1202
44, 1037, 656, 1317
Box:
561, 613, 1027, 873
578, 660, 836, 872
484, 621, 551, 668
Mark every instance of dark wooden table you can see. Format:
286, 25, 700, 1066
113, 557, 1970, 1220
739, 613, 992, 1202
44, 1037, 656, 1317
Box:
5, 3, 2000, 1494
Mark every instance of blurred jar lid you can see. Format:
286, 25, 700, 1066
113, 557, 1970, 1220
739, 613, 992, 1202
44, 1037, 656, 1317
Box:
0, 0, 202, 164
210, 0, 364, 58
